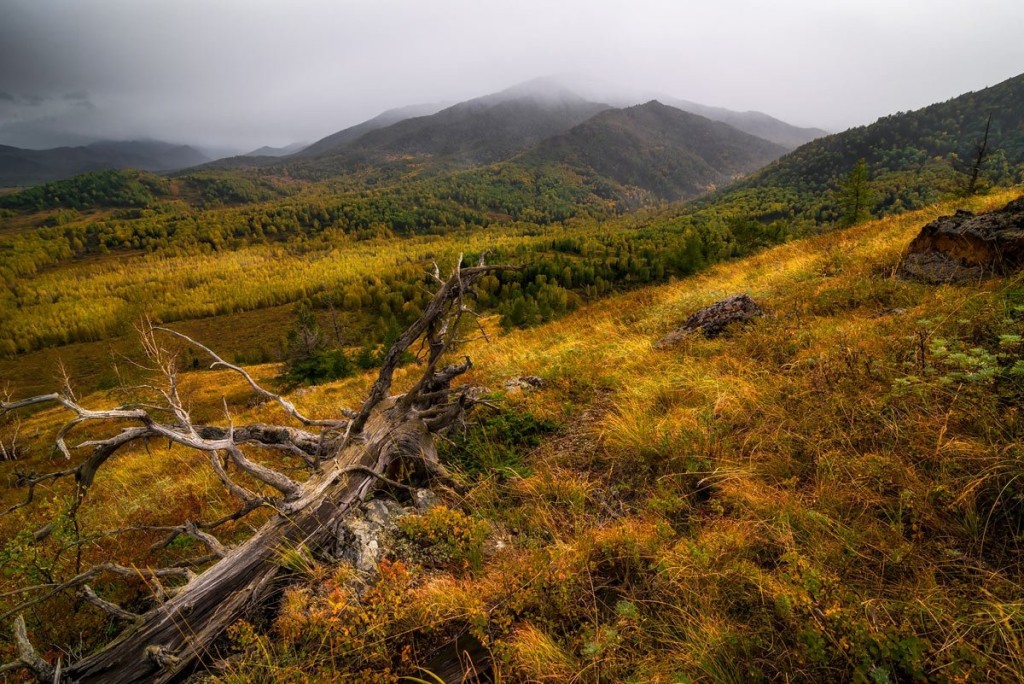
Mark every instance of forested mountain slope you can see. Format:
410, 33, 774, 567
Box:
527, 100, 787, 201
280, 81, 610, 178
722, 71, 1024, 222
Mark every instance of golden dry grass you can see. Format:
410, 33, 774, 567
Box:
3, 189, 1024, 681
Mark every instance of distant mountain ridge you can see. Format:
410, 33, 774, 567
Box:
0, 78, 826, 187
299, 80, 611, 168
297, 102, 449, 158
0, 140, 208, 187
660, 97, 827, 148
243, 142, 310, 157
525, 100, 788, 201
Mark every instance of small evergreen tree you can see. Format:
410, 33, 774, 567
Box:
839, 158, 873, 227
281, 299, 353, 386
287, 299, 323, 360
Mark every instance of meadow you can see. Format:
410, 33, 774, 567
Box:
3, 190, 1022, 681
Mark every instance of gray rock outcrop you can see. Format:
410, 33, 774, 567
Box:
900, 197, 1024, 283
655, 293, 765, 348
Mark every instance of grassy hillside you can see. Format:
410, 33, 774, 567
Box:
0, 160, 799, 391
2, 75, 1022, 399
3, 190, 1023, 680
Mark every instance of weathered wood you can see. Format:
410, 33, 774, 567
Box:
2, 259, 507, 682
66, 402, 437, 683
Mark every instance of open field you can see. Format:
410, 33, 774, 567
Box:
3, 190, 1023, 680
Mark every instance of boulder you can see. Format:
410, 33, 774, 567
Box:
330, 489, 437, 578
655, 293, 764, 348
504, 376, 545, 393
333, 497, 407, 575
900, 196, 1024, 283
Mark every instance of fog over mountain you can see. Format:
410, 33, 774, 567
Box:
0, 0, 1022, 152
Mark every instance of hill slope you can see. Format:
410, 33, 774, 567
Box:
662, 96, 828, 148
242, 142, 310, 157
526, 100, 787, 201
297, 102, 449, 158
0, 140, 209, 187
749, 72, 1024, 212
4, 192, 1023, 682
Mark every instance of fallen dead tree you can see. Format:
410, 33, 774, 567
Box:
0, 256, 510, 683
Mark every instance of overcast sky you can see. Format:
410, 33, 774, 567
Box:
1, 0, 1022, 152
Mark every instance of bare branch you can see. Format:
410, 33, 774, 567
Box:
201, 498, 266, 531
0, 563, 194, 623
207, 449, 259, 504
1, 392, 149, 461
224, 445, 300, 499
80, 585, 140, 623
1, 465, 79, 518
0, 661, 25, 676
183, 521, 230, 558
0, 415, 22, 462
197, 423, 328, 467
155, 327, 347, 429
349, 259, 516, 435
11, 615, 55, 683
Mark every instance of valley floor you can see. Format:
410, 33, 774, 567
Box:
2, 190, 1023, 681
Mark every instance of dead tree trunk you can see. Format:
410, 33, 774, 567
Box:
1, 257, 510, 683
70, 408, 434, 683
966, 113, 992, 196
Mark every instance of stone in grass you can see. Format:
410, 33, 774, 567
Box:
655, 293, 765, 349
504, 376, 545, 393
333, 497, 406, 575
331, 488, 439, 577
900, 196, 1024, 283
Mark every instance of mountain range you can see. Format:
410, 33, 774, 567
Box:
0, 79, 824, 190
0, 140, 208, 187
6, 72, 1022, 227
242, 141, 310, 158
295, 102, 449, 158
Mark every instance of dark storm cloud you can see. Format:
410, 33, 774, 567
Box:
0, 0, 1022, 151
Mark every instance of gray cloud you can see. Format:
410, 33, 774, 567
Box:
0, 0, 1022, 151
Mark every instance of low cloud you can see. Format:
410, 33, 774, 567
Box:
0, 0, 1021, 150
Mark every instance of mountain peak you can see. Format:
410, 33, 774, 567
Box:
527, 100, 787, 202
487, 77, 591, 107
292, 81, 610, 168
